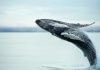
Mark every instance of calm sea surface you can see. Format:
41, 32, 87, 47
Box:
0, 32, 100, 70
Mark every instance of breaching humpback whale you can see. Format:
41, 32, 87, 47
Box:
35, 19, 96, 66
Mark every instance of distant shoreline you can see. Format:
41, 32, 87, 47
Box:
0, 26, 100, 32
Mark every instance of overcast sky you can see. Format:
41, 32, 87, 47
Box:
0, 0, 100, 27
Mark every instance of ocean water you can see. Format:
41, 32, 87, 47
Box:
0, 32, 100, 70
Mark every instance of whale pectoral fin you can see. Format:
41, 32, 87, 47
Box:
66, 22, 95, 28
75, 22, 95, 28
76, 22, 95, 28
61, 31, 84, 42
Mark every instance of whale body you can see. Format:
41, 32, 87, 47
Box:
35, 19, 96, 66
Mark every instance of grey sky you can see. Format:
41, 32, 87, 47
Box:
0, 0, 100, 27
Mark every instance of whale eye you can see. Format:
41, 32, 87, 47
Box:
36, 20, 41, 23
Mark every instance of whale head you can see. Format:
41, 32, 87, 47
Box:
35, 19, 56, 32
35, 19, 69, 32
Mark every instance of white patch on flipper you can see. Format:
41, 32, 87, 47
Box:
61, 32, 84, 42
